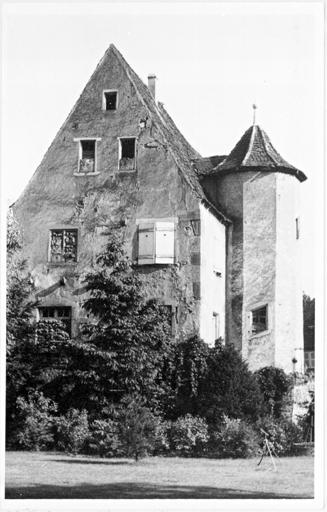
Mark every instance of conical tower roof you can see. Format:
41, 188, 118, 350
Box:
214, 124, 306, 182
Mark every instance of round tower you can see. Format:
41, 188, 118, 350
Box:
199, 121, 307, 373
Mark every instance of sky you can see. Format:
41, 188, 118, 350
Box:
1, 2, 324, 297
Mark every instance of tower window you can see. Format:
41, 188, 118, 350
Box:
119, 138, 136, 170
50, 229, 78, 263
251, 305, 268, 335
38, 306, 72, 336
296, 217, 300, 239
103, 91, 118, 111
212, 312, 220, 342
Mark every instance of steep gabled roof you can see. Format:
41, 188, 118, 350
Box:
211, 124, 307, 182
110, 45, 230, 223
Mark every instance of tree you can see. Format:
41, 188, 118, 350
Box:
74, 231, 174, 413
6, 210, 35, 353
116, 395, 159, 461
6, 210, 38, 440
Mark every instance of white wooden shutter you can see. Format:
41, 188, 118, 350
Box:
155, 222, 175, 264
138, 223, 155, 264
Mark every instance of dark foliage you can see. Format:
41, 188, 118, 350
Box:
254, 366, 292, 418
78, 232, 174, 412
168, 335, 209, 418
197, 341, 264, 425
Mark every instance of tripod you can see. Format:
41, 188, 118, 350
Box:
257, 428, 279, 471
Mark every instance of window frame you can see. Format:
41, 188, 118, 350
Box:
48, 228, 78, 265
73, 137, 101, 175
102, 89, 118, 111
117, 136, 137, 171
249, 304, 269, 338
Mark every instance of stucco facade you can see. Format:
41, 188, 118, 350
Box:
12, 44, 306, 373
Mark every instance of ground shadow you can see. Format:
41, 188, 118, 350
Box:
5, 482, 313, 499
48, 459, 132, 466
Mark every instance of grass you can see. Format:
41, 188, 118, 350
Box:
5, 451, 314, 499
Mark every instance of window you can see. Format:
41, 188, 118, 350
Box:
119, 138, 136, 170
138, 222, 175, 265
79, 140, 96, 173
103, 90, 117, 110
304, 351, 315, 370
38, 306, 72, 336
212, 312, 220, 342
251, 305, 268, 335
296, 217, 300, 239
50, 229, 78, 263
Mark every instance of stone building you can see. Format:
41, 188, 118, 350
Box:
12, 44, 307, 373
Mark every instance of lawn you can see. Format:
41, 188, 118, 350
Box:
5, 451, 314, 499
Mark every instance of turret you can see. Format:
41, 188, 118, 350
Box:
197, 115, 306, 372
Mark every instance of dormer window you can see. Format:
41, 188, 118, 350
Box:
119, 137, 136, 171
103, 90, 118, 111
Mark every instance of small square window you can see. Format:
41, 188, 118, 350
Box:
251, 305, 268, 335
119, 138, 136, 170
103, 91, 117, 111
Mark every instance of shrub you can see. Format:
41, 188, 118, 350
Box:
255, 416, 302, 456
254, 366, 292, 418
15, 391, 57, 451
54, 408, 89, 454
211, 416, 259, 459
281, 419, 304, 455
198, 342, 264, 425
168, 414, 209, 456
87, 419, 120, 457
153, 420, 171, 455
116, 395, 160, 461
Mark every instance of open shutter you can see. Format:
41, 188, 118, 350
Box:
138, 223, 155, 264
155, 222, 175, 264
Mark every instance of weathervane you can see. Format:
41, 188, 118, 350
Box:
252, 104, 257, 126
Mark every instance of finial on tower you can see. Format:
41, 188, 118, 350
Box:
252, 103, 257, 126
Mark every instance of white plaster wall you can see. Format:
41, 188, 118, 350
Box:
199, 203, 226, 345
275, 174, 304, 373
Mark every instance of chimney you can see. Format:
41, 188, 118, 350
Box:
148, 74, 157, 99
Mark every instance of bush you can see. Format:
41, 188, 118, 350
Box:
254, 366, 292, 418
198, 342, 264, 425
54, 408, 89, 454
168, 414, 209, 456
153, 420, 171, 455
87, 419, 121, 457
116, 395, 160, 461
15, 391, 57, 451
256, 416, 303, 456
210, 416, 259, 459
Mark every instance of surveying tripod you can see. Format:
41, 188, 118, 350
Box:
257, 428, 279, 471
